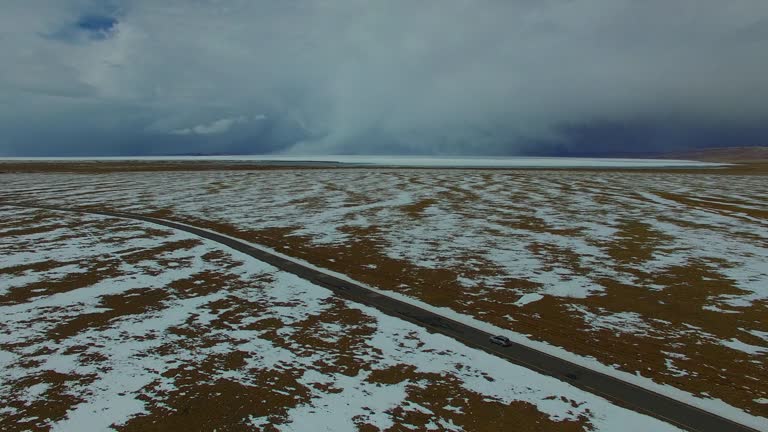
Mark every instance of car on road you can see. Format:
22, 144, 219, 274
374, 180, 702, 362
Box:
489, 335, 513, 347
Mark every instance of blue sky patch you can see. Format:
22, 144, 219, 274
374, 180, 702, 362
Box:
46, 13, 118, 42
77, 14, 118, 32
76, 14, 117, 39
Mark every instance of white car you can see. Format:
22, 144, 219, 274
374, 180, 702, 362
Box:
489, 335, 513, 347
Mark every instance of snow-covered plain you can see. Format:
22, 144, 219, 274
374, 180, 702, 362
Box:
0, 166, 766, 424
0, 206, 681, 431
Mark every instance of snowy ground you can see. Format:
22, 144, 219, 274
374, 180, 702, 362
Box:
0, 206, 681, 431
0, 167, 766, 422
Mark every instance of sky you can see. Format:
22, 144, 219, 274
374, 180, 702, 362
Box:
1, 0, 767, 157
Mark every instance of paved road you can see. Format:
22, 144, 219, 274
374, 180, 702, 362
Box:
2, 202, 761, 432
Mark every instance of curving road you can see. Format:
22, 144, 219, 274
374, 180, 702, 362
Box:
1, 202, 760, 432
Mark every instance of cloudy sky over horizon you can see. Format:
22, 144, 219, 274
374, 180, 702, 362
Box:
1, 0, 767, 156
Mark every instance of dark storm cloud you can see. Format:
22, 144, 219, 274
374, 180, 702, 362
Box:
1, 0, 767, 156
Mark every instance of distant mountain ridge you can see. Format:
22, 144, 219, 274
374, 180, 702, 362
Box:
658, 146, 768, 162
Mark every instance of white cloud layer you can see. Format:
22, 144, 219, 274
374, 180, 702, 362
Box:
1, 0, 767, 155
171, 115, 264, 136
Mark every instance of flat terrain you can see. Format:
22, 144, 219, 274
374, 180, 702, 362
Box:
0, 206, 677, 431
660, 146, 768, 163
1, 161, 766, 430
1, 159, 766, 174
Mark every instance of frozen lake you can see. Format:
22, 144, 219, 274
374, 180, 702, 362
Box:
0, 155, 726, 168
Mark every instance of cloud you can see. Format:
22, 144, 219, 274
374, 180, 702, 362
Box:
1, 0, 767, 156
171, 115, 257, 136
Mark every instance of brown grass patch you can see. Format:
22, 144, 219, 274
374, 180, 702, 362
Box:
0, 371, 96, 432
369, 366, 590, 431
119, 374, 310, 431
0, 261, 122, 306
656, 191, 768, 220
